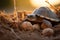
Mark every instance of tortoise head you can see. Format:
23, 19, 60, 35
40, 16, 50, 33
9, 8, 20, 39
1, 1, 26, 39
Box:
26, 14, 43, 22
26, 14, 37, 21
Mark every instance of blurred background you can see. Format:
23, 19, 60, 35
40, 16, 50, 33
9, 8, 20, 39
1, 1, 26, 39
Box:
0, 0, 60, 13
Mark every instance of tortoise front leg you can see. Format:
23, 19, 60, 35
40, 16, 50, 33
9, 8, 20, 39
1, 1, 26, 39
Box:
41, 20, 52, 30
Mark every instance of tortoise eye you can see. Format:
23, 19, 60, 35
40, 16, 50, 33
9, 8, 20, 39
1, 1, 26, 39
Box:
35, 15, 40, 18
27, 15, 33, 18
36, 15, 38, 17
27, 15, 35, 18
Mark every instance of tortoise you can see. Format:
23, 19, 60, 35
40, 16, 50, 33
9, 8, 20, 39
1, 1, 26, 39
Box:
24, 7, 60, 29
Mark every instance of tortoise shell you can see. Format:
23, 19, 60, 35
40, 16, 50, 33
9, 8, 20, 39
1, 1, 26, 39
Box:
31, 7, 60, 22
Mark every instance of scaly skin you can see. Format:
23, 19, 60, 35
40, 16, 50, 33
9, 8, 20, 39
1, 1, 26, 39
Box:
41, 20, 52, 29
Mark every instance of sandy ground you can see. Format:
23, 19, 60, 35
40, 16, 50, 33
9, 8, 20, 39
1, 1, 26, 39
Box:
0, 26, 60, 40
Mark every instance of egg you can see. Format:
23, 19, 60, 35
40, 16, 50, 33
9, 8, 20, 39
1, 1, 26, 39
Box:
32, 24, 40, 30
21, 21, 33, 31
42, 28, 54, 37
